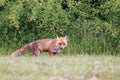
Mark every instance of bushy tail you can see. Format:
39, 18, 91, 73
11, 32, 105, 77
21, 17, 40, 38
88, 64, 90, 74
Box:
11, 44, 30, 57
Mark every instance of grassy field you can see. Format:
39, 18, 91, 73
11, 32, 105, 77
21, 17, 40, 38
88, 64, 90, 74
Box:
0, 54, 120, 80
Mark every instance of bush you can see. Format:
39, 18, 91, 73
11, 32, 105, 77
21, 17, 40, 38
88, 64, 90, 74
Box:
0, 0, 119, 55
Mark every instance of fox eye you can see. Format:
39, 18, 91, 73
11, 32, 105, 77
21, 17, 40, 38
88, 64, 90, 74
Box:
58, 43, 61, 45
62, 43, 65, 45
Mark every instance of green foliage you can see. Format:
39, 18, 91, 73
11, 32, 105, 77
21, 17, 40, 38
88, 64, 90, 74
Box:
0, 0, 119, 55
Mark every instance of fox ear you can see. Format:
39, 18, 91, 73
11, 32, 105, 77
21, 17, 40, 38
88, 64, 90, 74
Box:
57, 35, 59, 39
64, 36, 67, 40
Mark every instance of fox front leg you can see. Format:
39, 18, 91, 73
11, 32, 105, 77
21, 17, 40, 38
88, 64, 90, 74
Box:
48, 51, 57, 56
48, 51, 58, 56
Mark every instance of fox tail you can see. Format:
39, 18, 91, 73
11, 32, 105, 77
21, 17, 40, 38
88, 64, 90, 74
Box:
11, 44, 30, 57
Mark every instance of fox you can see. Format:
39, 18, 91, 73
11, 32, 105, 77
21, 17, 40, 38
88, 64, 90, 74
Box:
11, 36, 67, 56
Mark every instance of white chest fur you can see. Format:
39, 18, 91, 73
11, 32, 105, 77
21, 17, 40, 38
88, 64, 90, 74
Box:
51, 46, 61, 53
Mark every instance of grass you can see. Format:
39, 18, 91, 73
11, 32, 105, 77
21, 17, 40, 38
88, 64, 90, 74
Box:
0, 54, 120, 80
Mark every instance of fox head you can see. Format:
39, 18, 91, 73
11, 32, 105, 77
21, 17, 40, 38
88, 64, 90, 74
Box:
56, 36, 67, 50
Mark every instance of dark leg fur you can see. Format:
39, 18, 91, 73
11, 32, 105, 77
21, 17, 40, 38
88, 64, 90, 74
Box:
31, 44, 40, 56
48, 51, 57, 56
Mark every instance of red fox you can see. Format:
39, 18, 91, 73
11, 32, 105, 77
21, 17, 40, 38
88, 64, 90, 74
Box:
11, 36, 67, 56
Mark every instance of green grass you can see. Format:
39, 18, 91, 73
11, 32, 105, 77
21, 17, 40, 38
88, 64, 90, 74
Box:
0, 55, 120, 80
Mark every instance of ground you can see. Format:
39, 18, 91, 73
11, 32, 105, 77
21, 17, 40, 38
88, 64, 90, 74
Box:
0, 55, 119, 80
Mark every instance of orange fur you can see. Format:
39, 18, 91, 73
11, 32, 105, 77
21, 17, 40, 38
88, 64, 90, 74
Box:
11, 36, 67, 56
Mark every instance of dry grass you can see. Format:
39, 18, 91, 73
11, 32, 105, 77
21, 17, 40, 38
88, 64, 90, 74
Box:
0, 55, 120, 80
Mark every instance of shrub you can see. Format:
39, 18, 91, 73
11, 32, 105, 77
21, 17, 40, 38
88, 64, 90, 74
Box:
0, 0, 119, 55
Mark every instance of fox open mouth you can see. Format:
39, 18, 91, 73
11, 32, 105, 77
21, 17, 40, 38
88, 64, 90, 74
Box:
59, 47, 64, 50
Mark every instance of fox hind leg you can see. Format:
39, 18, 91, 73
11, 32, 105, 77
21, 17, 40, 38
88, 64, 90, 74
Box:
33, 49, 40, 56
31, 45, 40, 56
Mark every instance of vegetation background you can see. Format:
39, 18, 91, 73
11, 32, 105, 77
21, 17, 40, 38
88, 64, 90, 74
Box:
0, 1, 120, 80
0, 0, 119, 55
